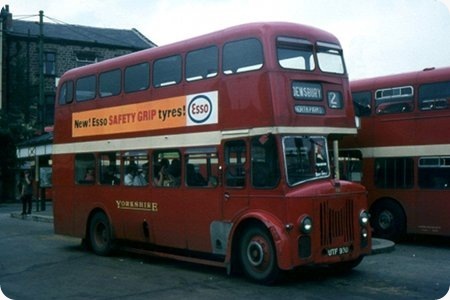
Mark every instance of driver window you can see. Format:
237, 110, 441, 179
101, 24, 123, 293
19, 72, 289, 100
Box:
224, 140, 246, 187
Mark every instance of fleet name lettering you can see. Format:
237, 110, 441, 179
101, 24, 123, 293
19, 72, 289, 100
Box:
116, 200, 158, 212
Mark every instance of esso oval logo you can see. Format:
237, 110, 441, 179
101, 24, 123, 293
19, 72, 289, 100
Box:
188, 95, 213, 124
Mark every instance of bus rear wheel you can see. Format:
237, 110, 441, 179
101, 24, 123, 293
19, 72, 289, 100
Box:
239, 225, 280, 284
89, 212, 114, 256
371, 200, 406, 242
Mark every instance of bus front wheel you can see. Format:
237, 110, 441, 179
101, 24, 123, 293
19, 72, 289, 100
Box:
89, 212, 114, 256
371, 200, 406, 242
239, 225, 280, 284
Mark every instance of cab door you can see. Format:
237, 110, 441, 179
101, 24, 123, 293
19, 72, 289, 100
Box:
222, 139, 250, 221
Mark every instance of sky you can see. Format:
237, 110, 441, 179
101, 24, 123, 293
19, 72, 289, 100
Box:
5, 0, 450, 79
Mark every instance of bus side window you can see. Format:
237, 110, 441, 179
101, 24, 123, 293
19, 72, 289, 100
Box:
251, 134, 280, 188
99, 152, 120, 185
99, 69, 121, 97
186, 46, 218, 82
185, 151, 218, 188
122, 151, 149, 187
58, 81, 74, 105
124, 62, 149, 93
75, 153, 96, 184
153, 55, 182, 87
338, 150, 363, 182
375, 86, 414, 115
224, 140, 246, 187
419, 81, 450, 111
76, 75, 96, 101
152, 150, 181, 187
352, 91, 372, 117
418, 157, 450, 189
374, 157, 413, 189
223, 38, 263, 75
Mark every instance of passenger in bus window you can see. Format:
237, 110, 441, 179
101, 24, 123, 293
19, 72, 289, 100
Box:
124, 166, 136, 186
154, 159, 173, 186
186, 164, 207, 187
84, 168, 95, 182
168, 158, 181, 186
208, 176, 218, 187
133, 168, 147, 186
102, 166, 120, 185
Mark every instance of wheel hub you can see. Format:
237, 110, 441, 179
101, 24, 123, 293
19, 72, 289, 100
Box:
247, 240, 265, 267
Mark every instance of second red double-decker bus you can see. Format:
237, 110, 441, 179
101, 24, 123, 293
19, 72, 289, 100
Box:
52, 22, 371, 283
341, 66, 450, 241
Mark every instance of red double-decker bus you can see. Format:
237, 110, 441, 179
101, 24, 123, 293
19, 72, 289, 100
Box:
52, 22, 371, 283
341, 66, 450, 241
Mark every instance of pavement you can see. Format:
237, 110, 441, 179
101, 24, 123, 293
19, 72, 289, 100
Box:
5, 201, 54, 223
3, 201, 395, 254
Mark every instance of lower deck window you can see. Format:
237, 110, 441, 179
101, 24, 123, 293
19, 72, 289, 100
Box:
374, 157, 413, 189
418, 157, 450, 189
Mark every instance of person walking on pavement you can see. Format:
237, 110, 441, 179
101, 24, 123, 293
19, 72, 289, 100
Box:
20, 170, 33, 215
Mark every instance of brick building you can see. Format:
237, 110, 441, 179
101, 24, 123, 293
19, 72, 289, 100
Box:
0, 5, 156, 200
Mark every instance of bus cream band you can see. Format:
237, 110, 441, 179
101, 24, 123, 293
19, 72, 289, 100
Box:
72, 91, 218, 138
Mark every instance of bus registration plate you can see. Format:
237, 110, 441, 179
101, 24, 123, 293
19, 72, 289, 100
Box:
326, 246, 350, 256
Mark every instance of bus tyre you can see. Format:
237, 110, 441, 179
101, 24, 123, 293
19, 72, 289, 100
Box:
239, 225, 280, 284
371, 200, 406, 242
89, 212, 114, 256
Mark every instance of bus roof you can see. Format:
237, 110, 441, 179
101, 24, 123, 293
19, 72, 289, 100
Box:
60, 22, 342, 79
351, 66, 450, 92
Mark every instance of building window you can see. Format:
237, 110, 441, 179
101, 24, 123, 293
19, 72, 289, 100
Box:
76, 52, 98, 67
44, 52, 56, 75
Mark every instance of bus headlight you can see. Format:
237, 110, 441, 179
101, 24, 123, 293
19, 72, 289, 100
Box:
300, 216, 313, 234
360, 210, 370, 226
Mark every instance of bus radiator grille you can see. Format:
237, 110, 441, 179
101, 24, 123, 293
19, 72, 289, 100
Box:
319, 199, 354, 247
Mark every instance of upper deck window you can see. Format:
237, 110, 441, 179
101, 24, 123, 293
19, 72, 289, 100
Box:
186, 46, 218, 81
153, 55, 182, 87
419, 81, 450, 111
58, 81, 73, 105
375, 86, 414, 114
99, 69, 121, 98
223, 38, 263, 74
352, 91, 372, 117
76, 75, 96, 102
277, 37, 315, 71
125, 62, 149, 93
316, 42, 345, 74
